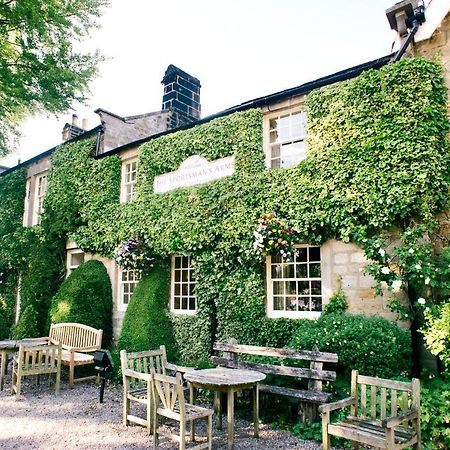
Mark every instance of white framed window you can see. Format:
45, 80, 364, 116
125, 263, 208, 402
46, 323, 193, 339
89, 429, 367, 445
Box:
265, 109, 307, 168
266, 245, 322, 319
171, 255, 196, 314
23, 178, 31, 227
32, 172, 48, 225
120, 159, 138, 203
66, 249, 85, 277
118, 268, 141, 311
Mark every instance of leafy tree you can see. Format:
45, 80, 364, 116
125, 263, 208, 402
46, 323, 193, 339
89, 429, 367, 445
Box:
0, 0, 109, 156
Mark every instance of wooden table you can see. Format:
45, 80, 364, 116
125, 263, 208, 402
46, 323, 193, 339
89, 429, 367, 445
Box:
0, 338, 49, 390
184, 367, 266, 450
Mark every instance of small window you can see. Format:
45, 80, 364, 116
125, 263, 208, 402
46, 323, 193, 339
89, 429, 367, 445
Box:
266, 245, 322, 318
66, 250, 85, 277
121, 159, 138, 203
266, 110, 307, 168
23, 179, 31, 227
119, 268, 141, 310
171, 255, 196, 314
32, 173, 48, 225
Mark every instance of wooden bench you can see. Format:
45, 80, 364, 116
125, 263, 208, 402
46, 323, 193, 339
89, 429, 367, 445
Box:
319, 370, 421, 450
49, 323, 103, 388
211, 341, 338, 422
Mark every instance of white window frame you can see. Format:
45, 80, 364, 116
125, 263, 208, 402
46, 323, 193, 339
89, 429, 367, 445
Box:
66, 249, 85, 277
32, 172, 48, 225
266, 244, 322, 319
264, 107, 307, 169
23, 178, 31, 227
170, 255, 196, 315
118, 268, 141, 311
120, 158, 138, 203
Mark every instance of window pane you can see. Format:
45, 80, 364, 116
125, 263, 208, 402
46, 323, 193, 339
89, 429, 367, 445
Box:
273, 297, 284, 310
297, 248, 307, 262
298, 297, 309, 311
311, 297, 322, 311
280, 141, 306, 168
311, 281, 322, 295
175, 270, 181, 282
298, 281, 309, 295
273, 281, 284, 295
175, 257, 181, 269
309, 246, 320, 262
189, 297, 195, 310
174, 297, 180, 310
309, 263, 321, 278
286, 297, 298, 311
296, 264, 307, 278
175, 284, 181, 296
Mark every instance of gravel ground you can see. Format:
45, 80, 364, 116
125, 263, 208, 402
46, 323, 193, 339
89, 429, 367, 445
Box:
0, 371, 328, 450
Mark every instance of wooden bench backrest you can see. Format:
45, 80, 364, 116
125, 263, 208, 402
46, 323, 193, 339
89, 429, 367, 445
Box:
212, 342, 338, 390
49, 323, 102, 351
350, 370, 420, 421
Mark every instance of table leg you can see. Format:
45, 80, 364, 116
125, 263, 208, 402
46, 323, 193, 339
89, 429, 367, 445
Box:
0, 350, 7, 391
253, 383, 259, 438
227, 388, 235, 450
189, 383, 195, 441
214, 391, 223, 430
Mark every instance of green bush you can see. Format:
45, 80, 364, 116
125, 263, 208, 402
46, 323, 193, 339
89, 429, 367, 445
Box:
289, 313, 412, 378
12, 304, 39, 339
323, 286, 348, 314
421, 375, 450, 449
48, 260, 113, 346
117, 261, 175, 360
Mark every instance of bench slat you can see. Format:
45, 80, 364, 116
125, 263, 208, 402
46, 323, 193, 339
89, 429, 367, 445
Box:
213, 343, 338, 363
259, 384, 332, 403
211, 356, 336, 381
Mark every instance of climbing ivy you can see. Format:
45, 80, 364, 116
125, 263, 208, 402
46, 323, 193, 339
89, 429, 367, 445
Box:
0, 57, 448, 362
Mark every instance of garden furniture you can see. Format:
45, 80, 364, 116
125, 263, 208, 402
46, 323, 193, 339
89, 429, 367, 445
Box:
319, 369, 421, 450
11, 342, 62, 400
48, 322, 103, 388
212, 340, 338, 422
120, 345, 192, 434
152, 371, 213, 450
0, 337, 49, 390
184, 367, 266, 450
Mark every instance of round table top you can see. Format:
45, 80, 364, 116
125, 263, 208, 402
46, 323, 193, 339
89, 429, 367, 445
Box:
184, 367, 266, 387
0, 338, 48, 350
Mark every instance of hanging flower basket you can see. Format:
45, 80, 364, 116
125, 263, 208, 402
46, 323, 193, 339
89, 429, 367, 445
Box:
114, 237, 155, 274
253, 213, 299, 261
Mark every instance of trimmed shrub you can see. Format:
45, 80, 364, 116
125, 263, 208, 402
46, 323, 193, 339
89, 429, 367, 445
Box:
12, 304, 39, 339
118, 261, 175, 360
289, 313, 412, 378
323, 286, 348, 315
421, 375, 450, 449
48, 260, 113, 346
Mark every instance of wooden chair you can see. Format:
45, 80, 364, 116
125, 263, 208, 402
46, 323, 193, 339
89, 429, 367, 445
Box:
319, 370, 421, 450
120, 345, 191, 434
11, 343, 62, 400
152, 371, 213, 450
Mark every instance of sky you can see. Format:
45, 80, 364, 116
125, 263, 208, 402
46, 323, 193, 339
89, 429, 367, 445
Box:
0, 0, 400, 168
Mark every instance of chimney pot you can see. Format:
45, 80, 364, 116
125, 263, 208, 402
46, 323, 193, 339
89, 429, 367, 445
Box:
82, 118, 88, 130
72, 114, 78, 127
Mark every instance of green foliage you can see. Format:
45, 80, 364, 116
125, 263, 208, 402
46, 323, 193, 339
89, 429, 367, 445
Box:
289, 313, 412, 378
323, 284, 348, 314
423, 302, 450, 373
0, 0, 109, 156
421, 376, 450, 449
48, 260, 113, 345
0, 270, 18, 338
12, 304, 39, 339
117, 261, 175, 360
291, 420, 322, 442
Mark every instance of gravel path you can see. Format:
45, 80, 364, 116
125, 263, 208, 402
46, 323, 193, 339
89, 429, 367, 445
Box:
0, 372, 326, 450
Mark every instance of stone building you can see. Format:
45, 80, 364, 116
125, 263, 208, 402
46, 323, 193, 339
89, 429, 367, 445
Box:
0, 1, 449, 341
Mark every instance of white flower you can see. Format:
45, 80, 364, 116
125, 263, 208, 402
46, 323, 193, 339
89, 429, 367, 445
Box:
408, 248, 415, 254
415, 264, 421, 270
425, 277, 430, 285
391, 279, 402, 292
378, 248, 386, 257
381, 266, 390, 275
417, 297, 426, 305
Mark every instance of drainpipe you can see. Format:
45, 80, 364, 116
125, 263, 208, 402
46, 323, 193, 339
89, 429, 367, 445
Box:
391, 18, 421, 62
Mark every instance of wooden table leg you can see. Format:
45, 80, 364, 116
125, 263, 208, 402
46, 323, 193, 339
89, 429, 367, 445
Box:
189, 382, 195, 441
0, 350, 7, 391
227, 388, 235, 450
214, 391, 223, 430
253, 383, 259, 438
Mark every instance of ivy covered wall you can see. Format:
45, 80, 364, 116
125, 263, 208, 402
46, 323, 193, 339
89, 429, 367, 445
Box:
0, 58, 448, 361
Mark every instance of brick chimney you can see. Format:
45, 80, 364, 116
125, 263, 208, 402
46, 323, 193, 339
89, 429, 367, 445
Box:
62, 114, 87, 142
161, 65, 201, 121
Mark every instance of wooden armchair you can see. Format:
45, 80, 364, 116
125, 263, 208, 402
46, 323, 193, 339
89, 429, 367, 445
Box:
11, 343, 62, 400
319, 370, 421, 450
120, 345, 191, 434
152, 371, 213, 450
